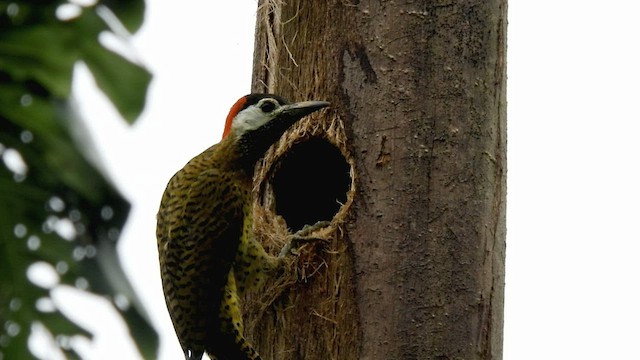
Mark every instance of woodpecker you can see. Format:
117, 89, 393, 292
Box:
156, 94, 329, 360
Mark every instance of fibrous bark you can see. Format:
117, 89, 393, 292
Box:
248, 1, 507, 359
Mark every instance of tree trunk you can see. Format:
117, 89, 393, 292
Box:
248, 1, 507, 359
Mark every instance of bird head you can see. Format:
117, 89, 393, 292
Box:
221, 94, 329, 163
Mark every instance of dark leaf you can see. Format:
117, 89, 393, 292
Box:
80, 39, 152, 124
0, 0, 157, 359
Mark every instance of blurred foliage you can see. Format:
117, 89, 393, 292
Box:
0, 0, 157, 359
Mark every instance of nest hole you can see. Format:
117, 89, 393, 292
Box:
267, 137, 352, 232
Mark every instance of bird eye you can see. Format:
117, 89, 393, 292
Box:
260, 101, 277, 113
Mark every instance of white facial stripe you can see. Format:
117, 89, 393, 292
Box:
231, 105, 273, 135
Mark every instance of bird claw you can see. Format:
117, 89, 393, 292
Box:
278, 220, 330, 258
296, 221, 331, 237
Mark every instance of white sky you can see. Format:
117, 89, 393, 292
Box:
59, 0, 640, 359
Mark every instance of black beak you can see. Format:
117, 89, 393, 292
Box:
280, 100, 330, 118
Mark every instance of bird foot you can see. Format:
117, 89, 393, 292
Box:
278, 221, 331, 258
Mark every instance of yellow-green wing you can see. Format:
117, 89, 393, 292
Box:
157, 165, 245, 358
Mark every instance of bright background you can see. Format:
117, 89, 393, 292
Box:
63, 1, 640, 359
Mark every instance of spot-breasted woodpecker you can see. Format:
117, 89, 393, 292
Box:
156, 94, 329, 360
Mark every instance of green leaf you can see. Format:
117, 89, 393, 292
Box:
80, 40, 152, 123
39, 311, 92, 339
0, 1, 158, 359
100, 0, 146, 33
65, 4, 152, 123
0, 24, 77, 98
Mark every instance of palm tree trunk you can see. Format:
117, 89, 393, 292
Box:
248, 1, 507, 359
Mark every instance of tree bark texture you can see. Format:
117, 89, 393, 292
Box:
249, 1, 507, 359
